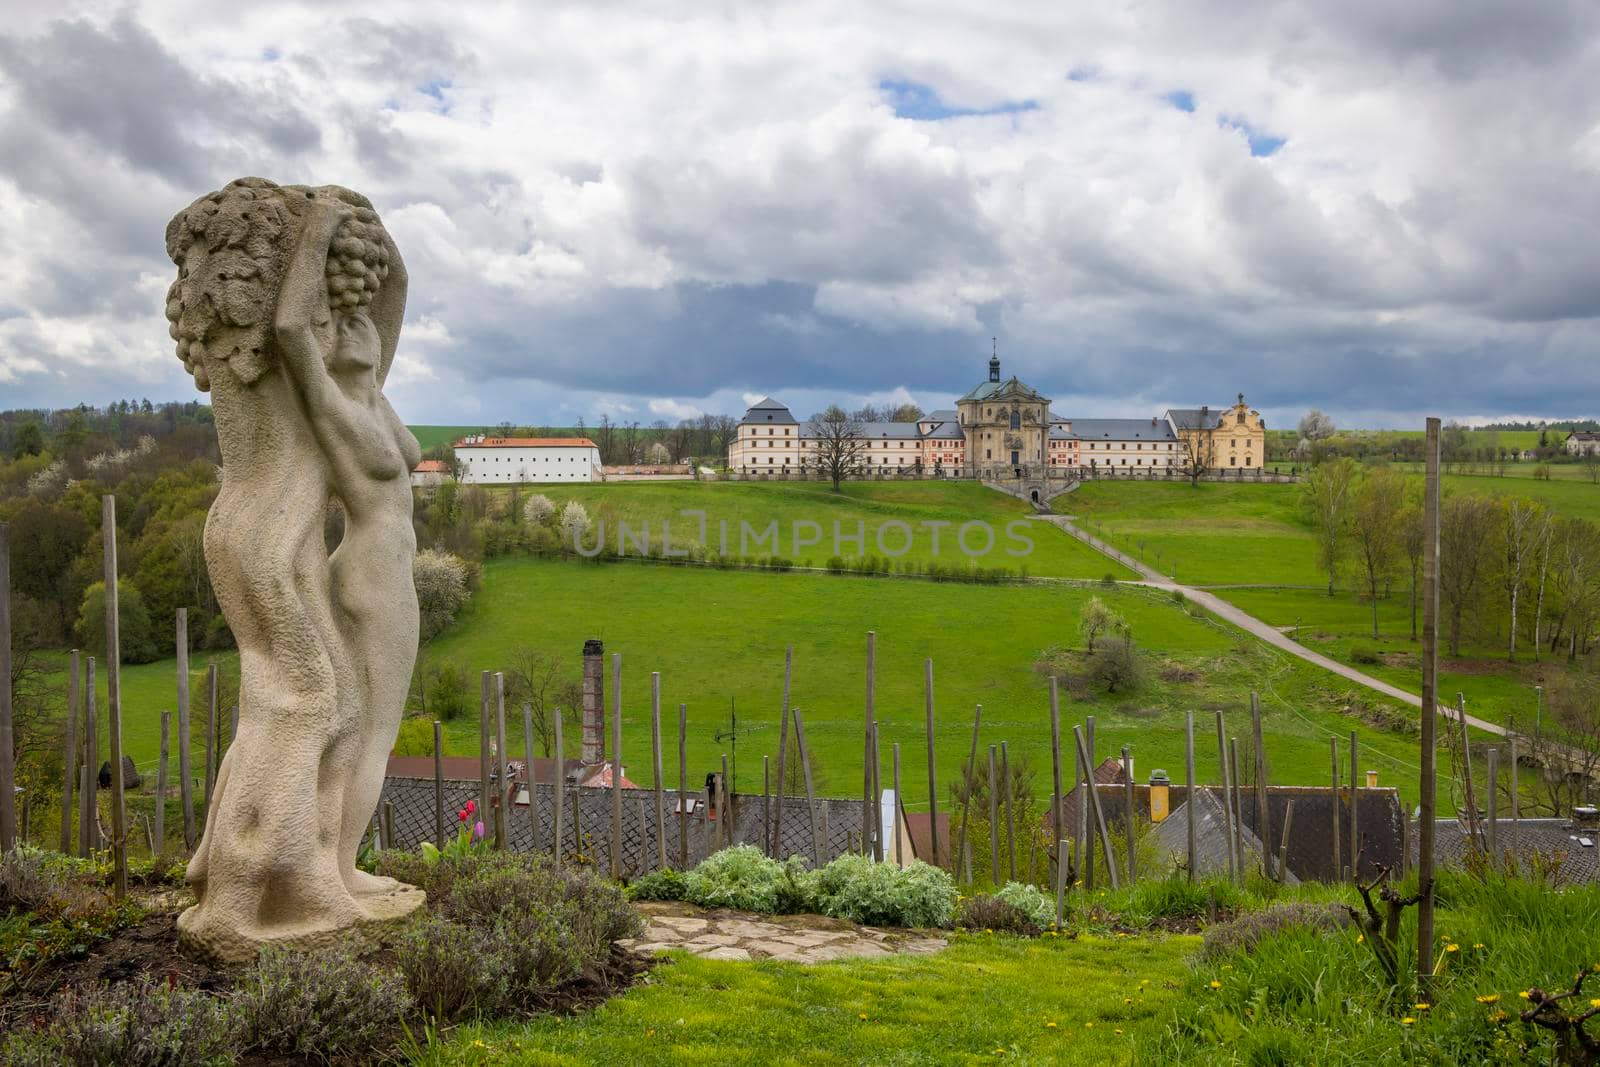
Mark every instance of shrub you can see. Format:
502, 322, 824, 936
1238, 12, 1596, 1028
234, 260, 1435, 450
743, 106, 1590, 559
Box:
994, 881, 1056, 929
811, 856, 957, 928
523, 493, 555, 525
391, 715, 436, 756
1199, 901, 1351, 961
395, 911, 512, 1022
559, 500, 591, 546
414, 549, 471, 641
234, 944, 412, 1057
1087, 636, 1143, 693
5, 979, 233, 1066
956, 893, 1042, 936
1349, 645, 1381, 665
682, 845, 808, 913
1100, 572, 1119, 587
627, 868, 688, 902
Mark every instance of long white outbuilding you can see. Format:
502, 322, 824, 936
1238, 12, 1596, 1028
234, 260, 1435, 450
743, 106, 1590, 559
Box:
453, 435, 602, 483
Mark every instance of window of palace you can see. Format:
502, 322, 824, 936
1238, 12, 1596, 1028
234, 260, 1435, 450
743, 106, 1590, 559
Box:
1010, 409, 1021, 430
1230, 456, 1237, 465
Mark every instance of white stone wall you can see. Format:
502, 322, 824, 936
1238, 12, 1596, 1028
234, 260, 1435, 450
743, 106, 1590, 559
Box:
456, 445, 601, 483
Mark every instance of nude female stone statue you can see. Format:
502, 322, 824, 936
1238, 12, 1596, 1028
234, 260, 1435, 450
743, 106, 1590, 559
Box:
164, 178, 422, 961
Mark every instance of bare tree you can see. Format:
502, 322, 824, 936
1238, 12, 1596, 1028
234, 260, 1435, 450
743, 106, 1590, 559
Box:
807, 405, 868, 491
505, 647, 582, 758
1498, 499, 1546, 662
1350, 466, 1405, 638
1176, 433, 1208, 486
1438, 495, 1498, 656
1402, 500, 1425, 641
1302, 457, 1359, 596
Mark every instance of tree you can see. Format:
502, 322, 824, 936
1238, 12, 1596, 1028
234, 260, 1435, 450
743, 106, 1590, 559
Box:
560, 500, 592, 546
504, 647, 582, 758
1297, 410, 1335, 461
414, 549, 471, 641
890, 402, 925, 423
1176, 434, 1208, 486
806, 405, 867, 491
11, 420, 44, 459
1087, 636, 1143, 693
523, 493, 555, 525
1302, 457, 1359, 595
1438, 495, 1498, 656
1349, 466, 1406, 638
1078, 596, 1127, 653
75, 579, 160, 664
1401, 500, 1425, 641
1497, 499, 1546, 662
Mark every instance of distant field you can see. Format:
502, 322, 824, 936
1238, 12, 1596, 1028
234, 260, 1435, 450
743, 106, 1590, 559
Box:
486, 480, 1133, 579
409, 425, 483, 450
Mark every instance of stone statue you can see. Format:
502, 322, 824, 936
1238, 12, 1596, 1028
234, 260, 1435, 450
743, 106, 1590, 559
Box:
164, 178, 424, 961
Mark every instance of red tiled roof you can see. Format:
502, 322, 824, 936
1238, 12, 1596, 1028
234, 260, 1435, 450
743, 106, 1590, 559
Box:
412, 460, 449, 473
454, 437, 598, 449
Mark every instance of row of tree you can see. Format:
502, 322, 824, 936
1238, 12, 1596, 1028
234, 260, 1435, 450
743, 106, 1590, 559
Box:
1302, 459, 1599, 661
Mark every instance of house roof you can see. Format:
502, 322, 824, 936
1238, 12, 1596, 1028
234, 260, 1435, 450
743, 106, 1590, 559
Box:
1059, 418, 1178, 441
1166, 407, 1231, 430
859, 421, 924, 439
741, 397, 798, 425
923, 422, 966, 441
902, 811, 951, 864
1426, 817, 1599, 882
959, 375, 1050, 404
412, 460, 449, 473
386, 754, 634, 789
1149, 788, 1294, 882
455, 437, 598, 449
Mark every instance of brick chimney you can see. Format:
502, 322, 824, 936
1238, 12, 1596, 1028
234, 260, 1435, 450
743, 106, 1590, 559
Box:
581, 639, 605, 765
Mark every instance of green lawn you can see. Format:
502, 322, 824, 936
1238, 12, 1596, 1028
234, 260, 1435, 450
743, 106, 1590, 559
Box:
420, 932, 1198, 1066
409, 425, 488, 450
485, 480, 1132, 579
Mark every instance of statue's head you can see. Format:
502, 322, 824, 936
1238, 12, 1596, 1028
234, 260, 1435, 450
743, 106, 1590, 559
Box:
165, 178, 392, 390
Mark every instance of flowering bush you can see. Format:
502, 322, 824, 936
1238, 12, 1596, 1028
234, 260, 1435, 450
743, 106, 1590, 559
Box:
233, 944, 412, 1057
418, 799, 489, 865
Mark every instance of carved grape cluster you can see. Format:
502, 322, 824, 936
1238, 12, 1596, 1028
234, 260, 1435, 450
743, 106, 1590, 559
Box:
325, 209, 390, 313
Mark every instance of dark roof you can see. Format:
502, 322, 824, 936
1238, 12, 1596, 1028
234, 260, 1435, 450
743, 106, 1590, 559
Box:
741, 397, 797, 425
386, 754, 622, 788
902, 811, 951, 864
1426, 817, 1600, 883
923, 422, 965, 441
1061, 418, 1178, 441
1150, 789, 1290, 882
1166, 407, 1227, 430
959, 375, 1050, 404
858, 421, 923, 439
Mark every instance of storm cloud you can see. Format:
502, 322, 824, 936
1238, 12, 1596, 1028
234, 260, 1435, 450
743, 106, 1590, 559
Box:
1, 1, 1597, 428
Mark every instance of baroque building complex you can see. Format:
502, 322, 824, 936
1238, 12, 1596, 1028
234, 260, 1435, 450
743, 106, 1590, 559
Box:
728, 356, 1265, 477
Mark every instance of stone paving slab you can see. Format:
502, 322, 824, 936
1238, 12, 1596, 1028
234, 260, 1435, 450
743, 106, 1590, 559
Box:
620, 901, 948, 964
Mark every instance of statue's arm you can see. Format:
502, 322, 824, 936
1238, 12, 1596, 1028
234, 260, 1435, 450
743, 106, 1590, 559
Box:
274, 201, 347, 414
368, 232, 407, 388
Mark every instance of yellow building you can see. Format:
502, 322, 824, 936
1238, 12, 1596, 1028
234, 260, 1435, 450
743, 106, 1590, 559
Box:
1165, 394, 1266, 471
956, 354, 1052, 475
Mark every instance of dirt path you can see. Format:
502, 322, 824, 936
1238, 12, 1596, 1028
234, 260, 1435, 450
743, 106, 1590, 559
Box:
621, 902, 948, 963
1036, 515, 1510, 739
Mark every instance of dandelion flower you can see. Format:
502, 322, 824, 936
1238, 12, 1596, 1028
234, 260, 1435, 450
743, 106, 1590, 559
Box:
1473, 943, 1485, 950
858, 1013, 868, 1021
1357, 934, 1365, 943
1085, 1022, 1094, 1029
1415, 1003, 1430, 1011
1401, 1017, 1415, 1026
1209, 980, 1222, 989
1139, 979, 1150, 987
1123, 998, 1133, 1005
1591, 998, 1600, 1009
1114, 1029, 1124, 1036
1045, 1022, 1057, 1029
1445, 944, 1460, 954
1520, 991, 1532, 1000
1476, 995, 1500, 1005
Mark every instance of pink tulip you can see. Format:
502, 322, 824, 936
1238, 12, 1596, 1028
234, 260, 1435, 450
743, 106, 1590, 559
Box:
473, 820, 485, 840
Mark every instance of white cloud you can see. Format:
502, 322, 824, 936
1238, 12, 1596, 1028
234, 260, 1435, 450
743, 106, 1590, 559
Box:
648, 397, 703, 421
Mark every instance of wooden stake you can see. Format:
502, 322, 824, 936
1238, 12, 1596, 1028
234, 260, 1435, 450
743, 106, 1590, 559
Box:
1049, 679, 1064, 879
203, 663, 217, 812
1184, 711, 1198, 883
153, 711, 169, 858
772, 646, 791, 856
1418, 415, 1441, 998
554, 702, 566, 867
924, 658, 940, 869
651, 673, 666, 870
892, 742, 903, 868
870, 723, 882, 861
60, 650, 79, 854
791, 706, 821, 863
1457, 693, 1480, 849
495, 672, 509, 849
1001, 741, 1017, 882
478, 670, 491, 836
1230, 735, 1245, 875
762, 755, 771, 857
1349, 731, 1361, 879
433, 720, 445, 846
1121, 745, 1136, 884
1085, 716, 1096, 890
1330, 736, 1342, 881
1071, 725, 1118, 889
1054, 837, 1068, 929
523, 703, 540, 853
677, 702, 686, 869
1251, 692, 1271, 881
864, 632, 876, 858
720, 753, 731, 849
1486, 747, 1499, 871
1276, 799, 1296, 882
101, 497, 127, 897
1510, 738, 1520, 859
82, 658, 98, 856
987, 744, 1000, 881
383, 800, 396, 851
954, 704, 983, 887
176, 610, 194, 849
611, 653, 623, 877
1216, 711, 1236, 882
0, 521, 13, 851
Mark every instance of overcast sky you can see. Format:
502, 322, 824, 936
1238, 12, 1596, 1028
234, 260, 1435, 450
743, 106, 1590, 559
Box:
2, 2, 1598, 430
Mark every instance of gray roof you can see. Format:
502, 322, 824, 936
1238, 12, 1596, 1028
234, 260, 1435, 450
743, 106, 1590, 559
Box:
1150, 789, 1296, 883
923, 422, 965, 441
925, 409, 958, 423
1060, 418, 1178, 441
741, 397, 797, 425
1166, 407, 1227, 430
1427, 817, 1600, 883
959, 375, 1050, 404
858, 421, 923, 439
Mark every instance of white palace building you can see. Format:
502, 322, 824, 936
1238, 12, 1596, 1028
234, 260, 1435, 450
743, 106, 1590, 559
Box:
452, 435, 603, 483
728, 356, 1266, 478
